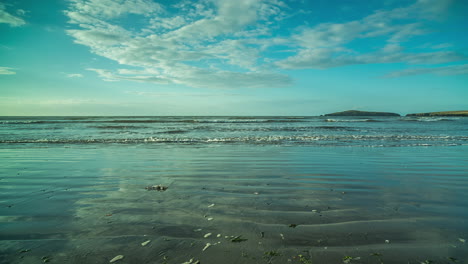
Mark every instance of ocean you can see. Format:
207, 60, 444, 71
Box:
1, 116, 467, 263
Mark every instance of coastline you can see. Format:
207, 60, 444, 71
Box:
406, 111, 468, 117
323, 110, 468, 117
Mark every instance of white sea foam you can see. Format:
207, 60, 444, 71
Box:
1, 116, 467, 147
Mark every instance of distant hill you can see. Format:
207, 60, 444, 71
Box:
406, 111, 468, 117
324, 110, 400, 117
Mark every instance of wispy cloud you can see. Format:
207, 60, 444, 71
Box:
0, 97, 118, 106
125, 91, 242, 97
385, 64, 468, 78
67, 0, 162, 19
0, 67, 16, 75
275, 0, 467, 69
430, 43, 454, 50
67, 73, 83, 78
65, 0, 466, 87
0, 3, 26, 26
65, 0, 292, 88
87, 68, 170, 84
37, 99, 99, 105
87, 67, 291, 89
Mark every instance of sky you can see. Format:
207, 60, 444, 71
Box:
1, 0, 467, 116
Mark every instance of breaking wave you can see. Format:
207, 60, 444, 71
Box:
324, 119, 381, 123
1, 135, 466, 147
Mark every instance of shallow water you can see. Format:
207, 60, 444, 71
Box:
1, 116, 468, 146
1, 116, 468, 263
1, 143, 467, 264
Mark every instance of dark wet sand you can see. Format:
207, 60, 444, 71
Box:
1, 145, 467, 263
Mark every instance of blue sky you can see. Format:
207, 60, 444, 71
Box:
1, 0, 467, 116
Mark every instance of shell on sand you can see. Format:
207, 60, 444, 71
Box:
202, 243, 212, 251
141, 240, 151, 246
109, 255, 124, 263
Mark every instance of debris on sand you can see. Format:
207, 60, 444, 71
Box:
141, 240, 151, 246
264, 251, 281, 257
208, 204, 215, 208
109, 255, 124, 263
204, 233, 212, 238
263, 251, 281, 262
202, 243, 212, 251
343, 256, 361, 263
289, 224, 298, 228
182, 258, 201, 264
231, 235, 248, 243
145, 185, 168, 191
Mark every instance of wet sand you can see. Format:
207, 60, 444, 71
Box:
1, 145, 467, 263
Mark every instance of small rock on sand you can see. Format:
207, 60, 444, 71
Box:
145, 185, 168, 191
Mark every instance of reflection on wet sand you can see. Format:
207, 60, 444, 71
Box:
1, 146, 467, 264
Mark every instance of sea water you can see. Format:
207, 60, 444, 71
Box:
0, 116, 467, 263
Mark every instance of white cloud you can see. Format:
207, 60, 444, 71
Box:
88, 68, 171, 84
66, 0, 291, 89
0, 67, 16, 75
149, 16, 186, 30
276, 0, 466, 70
382, 43, 404, 53
385, 64, 468, 78
16, 9, 26, 16
0, 97, 118, 106
373, 51, 466, 65
277, 48, 466, 70
430, 43, 453, 50
37, 99, 97, 105
88, 66, 291, 89
68, 0, 162, 19
67, 28, 129, 45
161, 0, 281, 42
125, 91, 242, 97
276, 48, 355, 69
65, 11, 132, 47
0, 3, 26, 26
65, 0, 467, 86
172, 68, 292, 89
67, 73, 83, 78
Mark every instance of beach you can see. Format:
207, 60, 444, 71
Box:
1, 116, 468, 263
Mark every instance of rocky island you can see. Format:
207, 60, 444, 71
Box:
324, 110, 400, 117
406, 111, 468, 117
